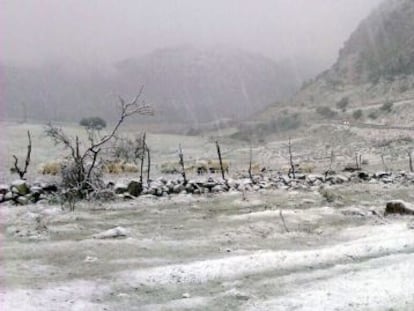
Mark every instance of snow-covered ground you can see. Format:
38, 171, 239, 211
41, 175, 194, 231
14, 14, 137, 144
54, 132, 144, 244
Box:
1, 185, 414, 310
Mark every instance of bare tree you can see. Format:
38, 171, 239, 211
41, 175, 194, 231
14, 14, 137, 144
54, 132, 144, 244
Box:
139, 132, 147, 184
248, 144, 254, 183
178, 144, 187, 185
146, 142, 151, 186
11, 130, 32, 179
45, 89, 152, 199
408, 150, 413, 173
215, 140, 226, 181
325, 149, 335, 178
288, 137, 296, 178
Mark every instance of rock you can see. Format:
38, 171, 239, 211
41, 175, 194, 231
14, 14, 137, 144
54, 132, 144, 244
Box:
0, 184, 8, 195
114, 182, 128, 194
4, 191, 13, 201
16, 196, 29, 205
173, 184, 185, 194
203, 181, 216, 191
357, 171, 370, 181
211, 185, 224, 193
327, 175, 348, 184
294, 173, 306, 180
30, 186, 43, 194
127, 181, 142, 197
185, 184, 195, 193
147, 187, 157, 196
42, 183, 59, 192
30, 191, 42, 203
385, 200, 414, 216
382, 177, 394, 184
156, 187, 164, 196
182, 293, 191, 299
157, 177, 168, 184
84, 256, 98, 263
226, 178, 238, 189
307, 174, 324, 183
11, 180, 30, 195
373, 171, 391, 179
281, 175, 291, 185
93, 226, 128, 239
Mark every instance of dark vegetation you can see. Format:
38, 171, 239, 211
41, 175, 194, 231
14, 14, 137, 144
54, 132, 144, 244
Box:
80, 117, 107, 130
316, 106, 338, 119
231, 113, 301, 141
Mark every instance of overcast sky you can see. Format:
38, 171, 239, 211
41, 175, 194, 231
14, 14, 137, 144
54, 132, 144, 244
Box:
0, 0, 383, 67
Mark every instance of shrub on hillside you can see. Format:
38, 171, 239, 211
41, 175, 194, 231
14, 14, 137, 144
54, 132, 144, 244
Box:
316, 106, 337, 119
352, 109, 363, 120
336, 97, 349, 112
380, 101, 393, 113
368, 111, 378, 119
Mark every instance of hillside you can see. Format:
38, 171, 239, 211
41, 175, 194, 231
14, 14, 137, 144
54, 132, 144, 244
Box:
2, 47, 304, 124
252, 0, 414, 139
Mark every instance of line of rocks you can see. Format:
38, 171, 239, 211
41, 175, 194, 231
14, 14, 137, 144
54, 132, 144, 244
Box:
2, 170, 414, 205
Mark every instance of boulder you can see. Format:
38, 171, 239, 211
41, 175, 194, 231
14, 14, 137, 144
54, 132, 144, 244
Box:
16, 196, 29, 205
185, 184, 195, 194
0, 184, 8, 195
307, 174, 324, 183
4, 191, 13, 201
357, 171, 370, 181
173, 184, 185, 194
11, 180, 30, 195
327, 175, 348, 184
114, 182, 128, 194
211, 185, 224, 193
373, 171, 391, 179
42, 183, 59, 193
93, 226, 128, 239
385, 200, 414, 216
127, 181, 142, 197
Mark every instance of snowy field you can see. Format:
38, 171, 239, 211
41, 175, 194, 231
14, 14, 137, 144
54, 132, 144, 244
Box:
2, 184, 414, 310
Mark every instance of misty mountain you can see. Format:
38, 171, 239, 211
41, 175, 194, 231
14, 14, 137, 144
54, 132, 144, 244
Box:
3, 47, 305, 124
330, 0, 414, 84
251, 0, 414, 137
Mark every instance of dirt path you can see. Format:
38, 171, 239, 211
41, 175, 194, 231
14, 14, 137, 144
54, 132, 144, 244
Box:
1, 186, 414, 310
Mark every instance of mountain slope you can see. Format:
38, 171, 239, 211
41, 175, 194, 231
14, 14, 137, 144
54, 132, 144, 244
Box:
332, 0, 414, 84
256, 0, 414, 129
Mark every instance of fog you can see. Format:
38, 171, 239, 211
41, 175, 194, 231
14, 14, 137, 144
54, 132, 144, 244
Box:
0, 0, 386, 124
1, 0, 383, 68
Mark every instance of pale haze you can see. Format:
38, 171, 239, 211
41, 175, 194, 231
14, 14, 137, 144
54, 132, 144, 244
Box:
1, 0, 383, 67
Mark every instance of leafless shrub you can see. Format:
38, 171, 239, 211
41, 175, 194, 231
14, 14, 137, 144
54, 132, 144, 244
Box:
10, 131, 32, 179
45, 88, 152, 206
110, 134, 145, 164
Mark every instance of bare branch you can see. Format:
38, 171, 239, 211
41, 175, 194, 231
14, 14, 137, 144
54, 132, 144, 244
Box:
288, 137, 295, 179
89, 89, 152, 153
11, 130, 32, 179
279, 210, 289, 233
178, 144, 187, 185
248, 144, 254, 183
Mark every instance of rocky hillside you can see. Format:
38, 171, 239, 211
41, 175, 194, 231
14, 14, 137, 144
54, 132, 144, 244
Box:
2, 47, 302, 124
332, 0, 414, 84
253, 0, 414, 137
